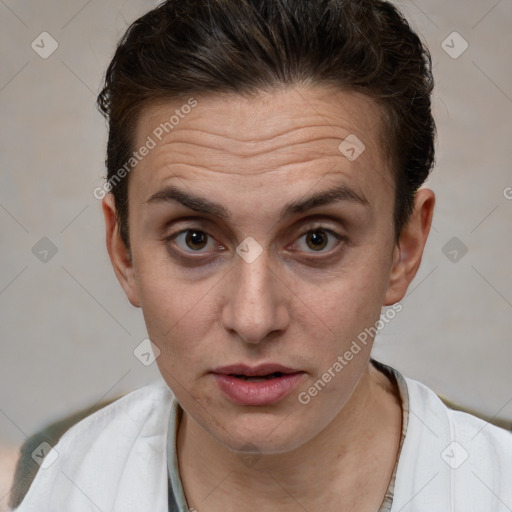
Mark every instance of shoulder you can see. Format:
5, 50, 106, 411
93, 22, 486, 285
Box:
404, 375, 512, 450
37, 379, 175, 452
9, 380, 175, 511
392, 374, 512, 511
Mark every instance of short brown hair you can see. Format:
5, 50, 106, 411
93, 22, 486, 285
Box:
97, 0, 436, 249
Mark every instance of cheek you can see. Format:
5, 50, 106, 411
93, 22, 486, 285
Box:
131, 250, 211, 357
305, 254, 390, 340
292, 267, 384, 415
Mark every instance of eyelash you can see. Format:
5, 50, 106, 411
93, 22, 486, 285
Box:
164, 223, 345, 260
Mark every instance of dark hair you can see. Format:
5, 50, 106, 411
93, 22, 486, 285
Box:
97, 0, 436, 249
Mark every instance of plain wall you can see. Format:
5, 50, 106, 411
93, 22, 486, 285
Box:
1, 0, 511, 484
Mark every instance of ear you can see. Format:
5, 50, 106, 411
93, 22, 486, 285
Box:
384, 188, 435, 306
102, 193, 140, 307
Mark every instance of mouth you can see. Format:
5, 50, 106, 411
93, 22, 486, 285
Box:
210, 363, 306, 406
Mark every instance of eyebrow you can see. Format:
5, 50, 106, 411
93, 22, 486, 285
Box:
146, 182, 369, 220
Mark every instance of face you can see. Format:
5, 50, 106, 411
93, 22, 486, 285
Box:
104, 86, 426, 454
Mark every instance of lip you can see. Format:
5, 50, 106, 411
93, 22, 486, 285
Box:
211, 363, 306, 406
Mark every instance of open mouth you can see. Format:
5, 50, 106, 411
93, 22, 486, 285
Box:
230, 372, 286, 381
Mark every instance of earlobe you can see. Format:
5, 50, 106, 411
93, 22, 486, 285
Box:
384, 188, 435, 306
102, 194, 141, 308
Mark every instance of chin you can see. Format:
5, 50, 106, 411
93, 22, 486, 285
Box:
211, 417, 311, 456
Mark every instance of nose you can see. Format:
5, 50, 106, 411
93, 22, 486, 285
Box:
220, 246, 289, 344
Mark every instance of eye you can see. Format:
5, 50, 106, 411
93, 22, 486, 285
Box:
165, 224, 345, 259
293, 227, 344, 254
170, 228, 219, 253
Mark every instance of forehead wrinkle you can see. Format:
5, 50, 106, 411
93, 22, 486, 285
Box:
146, 137, 380, 183
135, 87, 389, 194
159, 125, 343, 145
138, 85, 383, 148
152, 137, 351, 167
138, 100, 373, 147
154, 123, 339, 145
152, 155, 345, 178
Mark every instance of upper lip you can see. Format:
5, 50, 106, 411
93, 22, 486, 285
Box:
211, 363, 302, 376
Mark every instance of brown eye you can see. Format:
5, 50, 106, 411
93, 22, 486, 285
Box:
168, 228, 216, 253
295, 227, 343, 254
184, 230, 209, 251
305, 229, 329, 251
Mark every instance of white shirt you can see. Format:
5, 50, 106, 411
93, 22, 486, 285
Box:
11, 362, 512, 511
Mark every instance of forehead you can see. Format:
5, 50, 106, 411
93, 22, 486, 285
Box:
129, 86, 394, 216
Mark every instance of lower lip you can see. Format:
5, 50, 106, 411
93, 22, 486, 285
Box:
212, 372, 305, 406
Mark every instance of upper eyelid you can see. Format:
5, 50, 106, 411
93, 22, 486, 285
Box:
167, 222, 343, 239
164, 214, 347, 233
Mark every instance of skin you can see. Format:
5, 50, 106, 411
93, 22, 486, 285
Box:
103, 85, 435, 511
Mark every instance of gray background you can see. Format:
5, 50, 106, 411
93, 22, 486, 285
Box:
1, 0, 511, 506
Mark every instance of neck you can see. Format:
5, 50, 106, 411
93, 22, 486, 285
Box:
176, 362, 402, 512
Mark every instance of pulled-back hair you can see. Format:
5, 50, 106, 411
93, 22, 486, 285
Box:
97, 0, 436, 248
